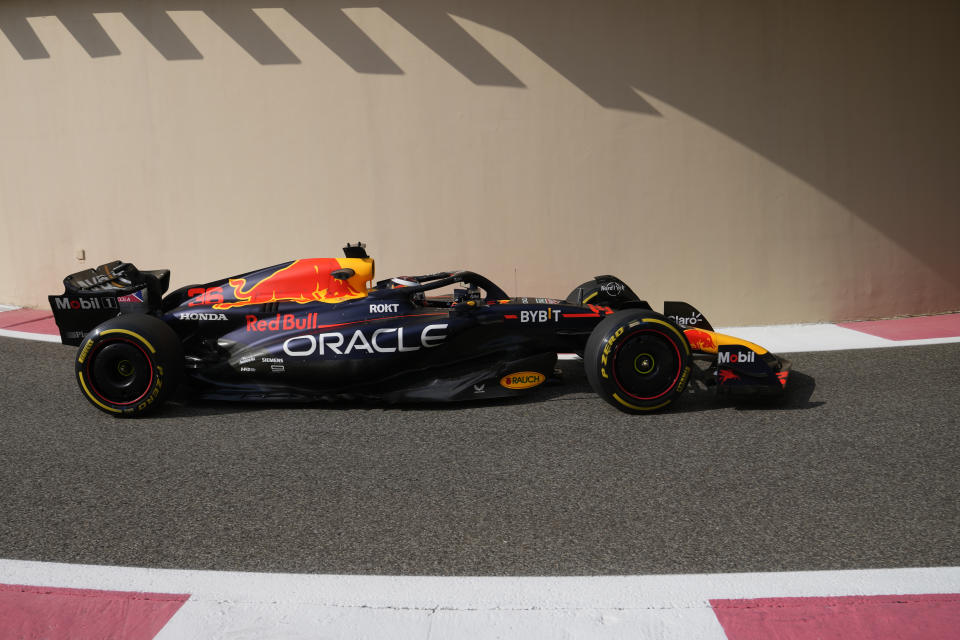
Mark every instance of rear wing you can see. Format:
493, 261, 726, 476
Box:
48, 261, 170, 346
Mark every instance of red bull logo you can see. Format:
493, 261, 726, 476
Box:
684, 328, 717, 353
213, 258, 370, 310
246, 313, 320, 332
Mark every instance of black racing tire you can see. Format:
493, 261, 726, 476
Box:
585, 310, 691, 414
565, 279, 627, 307
565, 277, 645, 310
566, 279, 605, 305
75, 314, 183, 417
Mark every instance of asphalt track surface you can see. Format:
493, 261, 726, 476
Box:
1, 337, 957, 577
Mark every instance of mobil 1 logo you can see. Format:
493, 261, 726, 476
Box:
52, 296, 118, 311
717, 345, 764, 376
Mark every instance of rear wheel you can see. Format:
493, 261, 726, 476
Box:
585, 310, 691, 413
75, 314, 183, 417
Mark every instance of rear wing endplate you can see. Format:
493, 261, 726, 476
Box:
48, 261, 169, 345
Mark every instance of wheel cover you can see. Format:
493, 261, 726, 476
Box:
87, 338, 154, 405
611, 328, 682, 401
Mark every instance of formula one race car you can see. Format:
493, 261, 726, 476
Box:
48, 243, 790, 417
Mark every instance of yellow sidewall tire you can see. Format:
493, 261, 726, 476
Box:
75, 314, 183, 417
585, 310, 691, 414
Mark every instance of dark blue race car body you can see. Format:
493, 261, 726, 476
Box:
49, 243, 790, 416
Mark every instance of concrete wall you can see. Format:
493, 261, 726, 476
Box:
1, 0, 957, 325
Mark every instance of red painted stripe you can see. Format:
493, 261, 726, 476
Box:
313, 312, 448, 330
4, 317, 59, 334
0, 583, 189, 640
562, 313, 599, 318
711, 594, 960, 640
838, 314, 960, 341
0, 309, 55, 331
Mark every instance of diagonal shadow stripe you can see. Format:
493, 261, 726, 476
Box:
122, 5, 202, 60
0, 0, 955, 295
285, 4, 402, 74
202, 5, 300, 64
56, 8, 121, 57
286, 2, 403, 75
0, 10, 49, 59
381, 5, 524, 87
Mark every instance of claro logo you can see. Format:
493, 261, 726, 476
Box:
717, 350, 756, 364
669, 312, 704, 327
283, 324, 448, 357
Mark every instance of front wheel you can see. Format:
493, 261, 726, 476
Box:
75, 314, 183, 417
585, 310, 691, 414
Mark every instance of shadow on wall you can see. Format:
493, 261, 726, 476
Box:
2, 0, 958, 308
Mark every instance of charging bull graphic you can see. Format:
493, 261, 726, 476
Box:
213, 259, 368, 309
684, 328, 717, 353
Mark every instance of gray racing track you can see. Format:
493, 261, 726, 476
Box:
1, 337, 957, 576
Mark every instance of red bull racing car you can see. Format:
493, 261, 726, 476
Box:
48, 243, 790, 417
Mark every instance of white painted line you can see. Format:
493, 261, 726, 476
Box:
1, 560, 957, 640
715, 323, 960, 353
0, 327, 62, 343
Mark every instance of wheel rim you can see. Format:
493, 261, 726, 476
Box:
87, 338, 154, 405
633, 353, 656, 374
611, 328, 682, 401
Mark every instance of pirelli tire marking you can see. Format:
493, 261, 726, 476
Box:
77, 330, 162, 413
77, 371, 121, 414
587, 312, 692, 414
99, 328, 157, 354
611, 393, 672, 413
74, 318, 181, 417
82, 338, 154, 406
